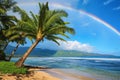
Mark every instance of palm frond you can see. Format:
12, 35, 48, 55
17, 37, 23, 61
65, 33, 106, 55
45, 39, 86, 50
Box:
6, 2, 75, 46
46, 35, 66, 45
45, 10, 67, 29
38, 2, 49, 32
30, 11, 38, 27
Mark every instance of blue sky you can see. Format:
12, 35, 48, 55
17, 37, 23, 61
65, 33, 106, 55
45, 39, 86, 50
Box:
10, 0, 120, 56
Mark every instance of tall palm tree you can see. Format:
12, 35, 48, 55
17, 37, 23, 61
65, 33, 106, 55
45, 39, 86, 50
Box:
15, 2, 75, 67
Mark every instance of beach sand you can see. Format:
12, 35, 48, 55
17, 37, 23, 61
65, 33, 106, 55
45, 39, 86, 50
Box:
0, 68, 95, 80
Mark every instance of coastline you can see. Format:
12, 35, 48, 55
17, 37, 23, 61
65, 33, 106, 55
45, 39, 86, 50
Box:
0, 68, 95, 80
9, 57, 120, 80
44, 69, 95, 80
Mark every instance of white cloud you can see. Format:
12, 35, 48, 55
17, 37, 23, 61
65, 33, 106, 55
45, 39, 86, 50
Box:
50, 3, 74, 11
16, 0, 78, 14
38, 40, 94, 53
103, 0, 114, 5
113, 6, 120, 10
58, 40, 94, 52
16, 0, 79, 9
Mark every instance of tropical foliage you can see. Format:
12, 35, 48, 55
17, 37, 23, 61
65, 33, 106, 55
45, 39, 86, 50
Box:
0, 1, 75, 68
0, 0, 17, 60
0, 0, 28, 61
15, 2, 75, 67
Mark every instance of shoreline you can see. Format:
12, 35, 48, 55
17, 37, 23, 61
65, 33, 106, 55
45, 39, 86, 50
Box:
0, 67, 95, 80
43, 69, 95, 80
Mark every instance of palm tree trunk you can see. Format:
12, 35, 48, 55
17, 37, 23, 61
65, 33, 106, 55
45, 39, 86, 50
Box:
15, 40, 40, 67
8, 43, 20, 61
3, 41, 9, 50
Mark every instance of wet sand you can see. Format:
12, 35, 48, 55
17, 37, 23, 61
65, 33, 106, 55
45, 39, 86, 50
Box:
43, 69, 95, 80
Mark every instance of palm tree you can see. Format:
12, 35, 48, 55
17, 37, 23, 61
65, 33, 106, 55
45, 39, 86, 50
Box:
2, 24, 28, 61
1, 4, 36, 60
7, 32, 27, 61
0, 0, 17, 50
0, 0, 17, 60
15, 2, 75, 67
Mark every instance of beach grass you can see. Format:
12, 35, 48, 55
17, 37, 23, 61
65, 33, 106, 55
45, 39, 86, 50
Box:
0, 61, 27, 74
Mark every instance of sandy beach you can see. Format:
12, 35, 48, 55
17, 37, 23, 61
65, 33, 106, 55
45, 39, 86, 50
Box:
0, 68, 60, 80
0, 68, 95, 80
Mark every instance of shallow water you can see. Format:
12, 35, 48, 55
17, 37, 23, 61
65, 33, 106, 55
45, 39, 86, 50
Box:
11, 57, 120, 80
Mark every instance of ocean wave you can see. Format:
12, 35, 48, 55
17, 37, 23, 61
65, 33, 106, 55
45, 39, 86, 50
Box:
72, 58, 120, 61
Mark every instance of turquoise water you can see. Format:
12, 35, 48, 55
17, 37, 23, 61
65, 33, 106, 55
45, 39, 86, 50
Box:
11, 57, 120, 80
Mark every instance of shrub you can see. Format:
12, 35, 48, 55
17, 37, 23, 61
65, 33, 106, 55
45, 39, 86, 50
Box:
0, 61, 27, 74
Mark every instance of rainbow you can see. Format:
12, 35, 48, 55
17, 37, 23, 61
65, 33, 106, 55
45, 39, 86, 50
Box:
19, 2, 120, 36
79, 10, 120, 36
50, 3, 120, 36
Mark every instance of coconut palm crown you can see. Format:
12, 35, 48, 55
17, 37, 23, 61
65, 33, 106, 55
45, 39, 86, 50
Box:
15, 2, 75, 67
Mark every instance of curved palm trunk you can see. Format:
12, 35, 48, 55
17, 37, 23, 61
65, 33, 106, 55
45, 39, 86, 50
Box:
8, 43, 20, 61
15, 40, 40, 67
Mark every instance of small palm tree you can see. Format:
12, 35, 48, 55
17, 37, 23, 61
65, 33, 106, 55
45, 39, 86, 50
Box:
2, 24, 28, 61
7, 32, 27, 61
8, 39, 26, 61
15, 2, 75, 67
0, 0, 17, 60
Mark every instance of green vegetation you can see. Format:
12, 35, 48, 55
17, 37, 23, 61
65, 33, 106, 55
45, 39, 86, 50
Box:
0, 61, 27, 74
53, 50, 89, 57
0, 0, 17, 60
0, 0, 75, 67
15, 2, 75, 67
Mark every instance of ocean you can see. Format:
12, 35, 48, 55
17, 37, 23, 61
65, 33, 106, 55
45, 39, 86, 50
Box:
11, 57, 120, 80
